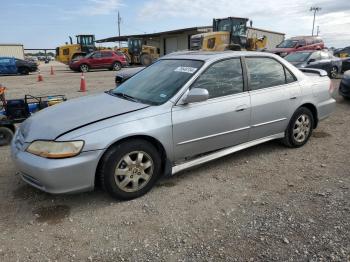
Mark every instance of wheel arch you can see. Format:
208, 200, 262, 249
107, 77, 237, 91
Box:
299, 103, 318, 128
95, 135, 170, 187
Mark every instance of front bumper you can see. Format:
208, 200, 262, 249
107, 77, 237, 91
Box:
11, 141, 104, 194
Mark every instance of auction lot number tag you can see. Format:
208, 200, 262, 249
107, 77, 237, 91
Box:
174, 67, 197, 74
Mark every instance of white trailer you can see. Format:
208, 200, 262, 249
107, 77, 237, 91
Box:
0, 44, 24, 59
247, 27, 285, 50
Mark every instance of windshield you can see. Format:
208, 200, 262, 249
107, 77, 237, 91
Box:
285, 52, 311, 63
111, 59, 204, 105
277, 40, 299, 48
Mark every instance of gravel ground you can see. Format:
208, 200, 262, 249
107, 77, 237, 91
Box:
0, 63, 349, 261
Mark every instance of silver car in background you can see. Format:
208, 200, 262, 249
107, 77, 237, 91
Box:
11, 51, 335, 200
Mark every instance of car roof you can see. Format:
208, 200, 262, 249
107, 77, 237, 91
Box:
160, 51, 276, 62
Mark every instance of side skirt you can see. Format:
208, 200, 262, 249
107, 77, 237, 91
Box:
171, 133, 285, 175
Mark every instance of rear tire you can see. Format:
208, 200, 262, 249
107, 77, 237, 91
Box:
112, 62, 122, 71
99, 139, 162, 200
0, 127, 14, 146
282, 107, 314, 148
329, 66, 338, 79
18, 67, 29, 75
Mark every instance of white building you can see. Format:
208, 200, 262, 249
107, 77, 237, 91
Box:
0, 44, 24, 59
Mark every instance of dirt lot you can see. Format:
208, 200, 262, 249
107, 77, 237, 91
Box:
0, 63, 349, 261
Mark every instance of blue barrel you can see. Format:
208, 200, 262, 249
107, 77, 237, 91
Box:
28, 103, 39, 113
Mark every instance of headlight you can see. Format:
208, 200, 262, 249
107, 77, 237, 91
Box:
26, 140, 84, 159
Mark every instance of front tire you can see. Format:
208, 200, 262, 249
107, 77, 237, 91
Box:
99, 139, 161, 200
80, 64, 89, 73
140, 54, 152, 66
282, 107, 314, 148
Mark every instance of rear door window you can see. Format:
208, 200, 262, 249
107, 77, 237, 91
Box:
101, 52, 113, 57
245, 57, 286, 90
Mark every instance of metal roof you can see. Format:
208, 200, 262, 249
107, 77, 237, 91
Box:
96, 26, 211, 43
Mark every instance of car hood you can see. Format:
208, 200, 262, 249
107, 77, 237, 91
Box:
288, 61, 305, 67
20, 93, 149, 142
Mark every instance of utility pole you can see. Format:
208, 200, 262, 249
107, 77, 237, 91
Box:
316, 26, 320, 36
310, 7, 321, 36
117, 11, 121, 47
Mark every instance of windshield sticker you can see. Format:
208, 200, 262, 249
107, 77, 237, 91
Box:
160, 94, 167, 98
174, 66, 197, 74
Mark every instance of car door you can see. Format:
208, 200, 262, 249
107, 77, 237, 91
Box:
0, 57, 17, 74
245, 56, 300, 140
172, 58, 251, 161
89, 52, 103, 68
101, 51, 114, 68
306, 51, 322, 69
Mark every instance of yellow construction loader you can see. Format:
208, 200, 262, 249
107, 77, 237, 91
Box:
117, 38, 159, 66
190, 17, 267, 51
56, 35, 96, 64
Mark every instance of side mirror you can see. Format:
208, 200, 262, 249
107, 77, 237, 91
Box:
308, 58, 316, 64
115, 75, 125, 85
182, 88, 209, 104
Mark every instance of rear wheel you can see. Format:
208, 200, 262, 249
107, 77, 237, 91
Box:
282, 107, 314, 148
99, 139, 162, 200
18, 67, 29, 75
329, 66, 338, 79
140, 54, 152, 66
112, 62, 122, 71
0, 127, 14, 146
80, 64, 89, 73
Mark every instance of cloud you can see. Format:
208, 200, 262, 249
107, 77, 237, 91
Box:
138, 0, 350, 47
64, 0, 124, 16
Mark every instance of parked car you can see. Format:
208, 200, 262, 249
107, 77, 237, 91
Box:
69, 50, 128, 73
284, 50, 342, 78
269, 36, 324, 57
0, 57, 38, 75
334, 46, 350, 58
339, 70, 350, 99
115, 66, 145, 86
11, 51, 335, 200
341, 57, 350, 72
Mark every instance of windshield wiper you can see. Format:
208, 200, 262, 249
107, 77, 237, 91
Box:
112, 92, 140, 103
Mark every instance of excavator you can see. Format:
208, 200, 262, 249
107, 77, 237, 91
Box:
190, 17, 267, 51
56, 35, 96, 64
117, 38, 159, 66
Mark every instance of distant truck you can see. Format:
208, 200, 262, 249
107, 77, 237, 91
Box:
0, 44, 24, 60
268, 36, 324, 57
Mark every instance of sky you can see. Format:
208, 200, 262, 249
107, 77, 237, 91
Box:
0, 0, 349, 49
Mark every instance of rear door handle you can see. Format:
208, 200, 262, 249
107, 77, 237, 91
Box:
290, 96, 297, 100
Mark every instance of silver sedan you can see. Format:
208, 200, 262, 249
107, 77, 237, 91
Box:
11, 51, 335, 200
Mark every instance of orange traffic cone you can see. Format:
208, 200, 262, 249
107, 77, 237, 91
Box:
37, 70, 43, 82
79, 72, 86, 92
50, 66, 55, 75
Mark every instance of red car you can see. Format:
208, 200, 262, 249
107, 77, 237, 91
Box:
69, 50, 128, 72
269, 36, 325, 57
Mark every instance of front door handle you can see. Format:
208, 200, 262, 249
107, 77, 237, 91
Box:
235, 105, 248, 112
290, 96, 297, 100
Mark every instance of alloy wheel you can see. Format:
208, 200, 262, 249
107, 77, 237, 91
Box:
330, 66, 337, 78
293, 114, 311, 143
80, 65, 89, 73
113, 63, 121, 71
114, 151, 154, 193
